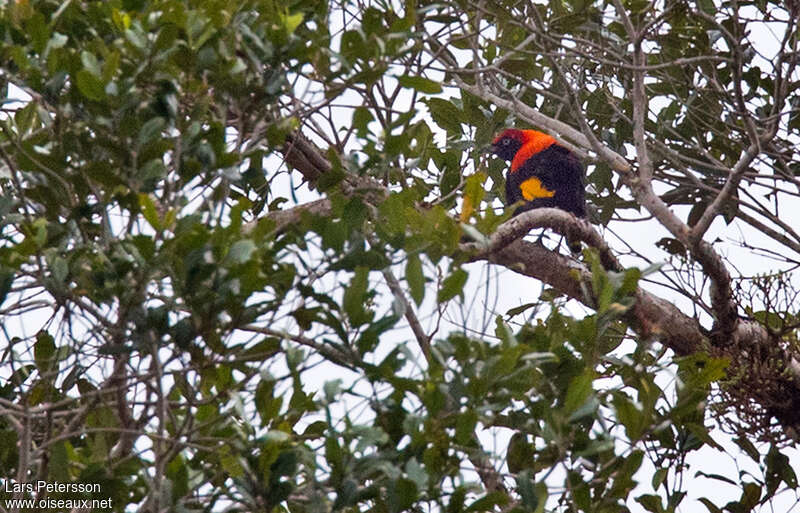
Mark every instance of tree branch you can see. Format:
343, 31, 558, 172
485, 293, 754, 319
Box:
690, 144, 759, 241
467, 208, 622, 272
381, 268, 432, 362
281, 132, 332, 183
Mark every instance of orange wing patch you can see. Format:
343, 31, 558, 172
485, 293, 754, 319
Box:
519, 177, 555, 200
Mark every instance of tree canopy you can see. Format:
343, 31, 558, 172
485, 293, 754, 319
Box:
1, 0, 799, 512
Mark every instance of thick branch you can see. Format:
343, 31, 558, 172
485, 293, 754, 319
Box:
282, 132, 332, 183
604, 2, 743, 343
480, 239, 705, 355
468, 208, 622, 272
250, 198, 332, 235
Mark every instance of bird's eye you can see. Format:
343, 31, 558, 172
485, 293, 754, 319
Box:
502, 138, 511, 146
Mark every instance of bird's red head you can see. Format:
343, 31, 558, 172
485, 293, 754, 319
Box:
491, 129, 557, 172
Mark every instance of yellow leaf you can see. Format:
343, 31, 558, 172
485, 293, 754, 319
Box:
461, 172, 487, 222
284, 12, 303, 34
460, 195, 474, 222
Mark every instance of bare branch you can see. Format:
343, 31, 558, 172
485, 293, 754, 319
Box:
381, 268, 432, 362
467, 208, 622, 272
691, 143, 760, 241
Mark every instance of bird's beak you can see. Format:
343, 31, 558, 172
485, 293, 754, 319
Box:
481, 143, 497, 155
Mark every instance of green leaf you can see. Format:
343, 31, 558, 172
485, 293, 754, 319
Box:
697, 0, 716, 14
48, 441, 70, 482
454, 409, 477, 445
635, 494, 665, 513
112, 8, 131, 30
425, 98, 463, 134
51, 256, 68, 283
460, 224, 488, 246
405, 459, 428, 490
14, 102, 37, 134
652, 468, 669, 490
505, 302, 538, 318
611, 449, 644, 498
406, 253, 425, 306
219, 445, 244, 478
686, 422, 722, 451
138, 194, 161, 231
125, 26, 147, 49
343, 266, 370, 326
27, 12, 49, 53
138, 117, 166, 147
739, 482, 761, 510
698, 497, 723, 513
613, 392, 645, 440
48, 32, 68, 51
166, 454, 189, 500
533, 481, 547, 513
75, 69, 106, 101
352, 106, 374, 137
226, 239, 257, 265
494, 316, 517, 347
694, 470, 737, 486
516, 470, 541, 511
0, 269, 14, 306
397, 75, 443, 94
34, 331, 56, 374
356, 315, 399, 354
766, 444, 798, 495
80, 50, 102, 76
507, 433, 535, 473
466, 491, 509, 512
437, 268, 468, 303
734, 436, 760, 461
388, 477, 417, 513
563, 369, 594, 415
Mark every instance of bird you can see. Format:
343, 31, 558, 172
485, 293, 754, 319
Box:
488, 128, 586, 250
